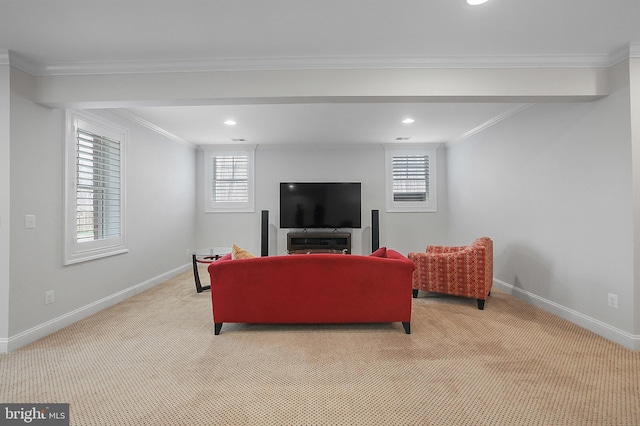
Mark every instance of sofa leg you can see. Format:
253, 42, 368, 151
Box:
214, 322, 223, 335
402, 322, 411, 334
477, 299, 485, 310
412, 289, 418, 298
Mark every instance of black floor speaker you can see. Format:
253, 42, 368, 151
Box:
261, 210, 269, 256
371, 209, 380, 252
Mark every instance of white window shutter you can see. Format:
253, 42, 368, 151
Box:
392, 154, 429, 202
204, 147, 255, 213
385, 145, 437, 212
75, 128, 122, 242
212, 155, 249, 203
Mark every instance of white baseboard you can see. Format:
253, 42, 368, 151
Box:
0, 263, 191, 353
493, 278, 640, 351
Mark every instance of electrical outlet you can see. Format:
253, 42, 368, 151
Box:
607, 293, 618, 309
45, 290, 54, 305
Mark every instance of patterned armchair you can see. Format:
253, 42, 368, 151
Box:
408, 237, 493, 310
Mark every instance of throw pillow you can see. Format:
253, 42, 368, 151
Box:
231, 244, 256, 260
370, 246, 387, 258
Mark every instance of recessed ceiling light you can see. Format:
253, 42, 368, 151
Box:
466, 0, 488, 5
402, 118, 415, 124
224, 120, 237, 126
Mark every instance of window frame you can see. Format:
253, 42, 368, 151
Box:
64, 110, 128, 265
384, 145, 438, 213
203, 146, 256, 213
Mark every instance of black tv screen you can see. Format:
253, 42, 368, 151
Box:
280, 182, 361, 229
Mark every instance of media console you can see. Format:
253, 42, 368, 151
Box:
287, 232, 351, 254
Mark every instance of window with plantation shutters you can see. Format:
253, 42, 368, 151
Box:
392, 154, 429, 202
385, 146, 437, 212
204, 148, 255, 213
65, 111, 128, 265
212, 155, 248, 203
76, 129, 121, 242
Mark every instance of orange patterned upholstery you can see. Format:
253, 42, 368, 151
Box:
408, 237, 493, 310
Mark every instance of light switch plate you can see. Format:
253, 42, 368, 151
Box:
25, 215, 36, 229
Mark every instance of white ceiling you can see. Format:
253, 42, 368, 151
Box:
2, 0, 639, 146
121, 102, 528, 147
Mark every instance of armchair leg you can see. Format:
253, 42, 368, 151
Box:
214, 322, 223, 335
477, 299, 485, 310
402, 322, 411, 334
412, 289, 418, 298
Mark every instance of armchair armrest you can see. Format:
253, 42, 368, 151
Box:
426, 245, 467, 254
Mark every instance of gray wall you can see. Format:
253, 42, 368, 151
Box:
195, 145, 449, 256
7, 76, 196, 348
447, 88, 635, 335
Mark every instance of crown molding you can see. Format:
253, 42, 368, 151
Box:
7, 50, 634, 77
5, 51, 34, 72
450, 103, 535, 145
111, 109, 196, 149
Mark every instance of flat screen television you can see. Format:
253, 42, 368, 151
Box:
280, 182, 361, 229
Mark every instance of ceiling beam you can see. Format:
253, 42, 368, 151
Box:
22, 66, 613, 110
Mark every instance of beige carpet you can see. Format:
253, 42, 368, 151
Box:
1, 270, 639, 425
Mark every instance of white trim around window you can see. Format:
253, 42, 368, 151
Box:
204, 146, 256, 213
64, 110, 128, 265
384, 145, 438, 213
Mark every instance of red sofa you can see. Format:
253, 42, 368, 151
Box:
207, 249, 415, 335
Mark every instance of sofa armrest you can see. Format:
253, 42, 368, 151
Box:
386, 249, 411, 261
